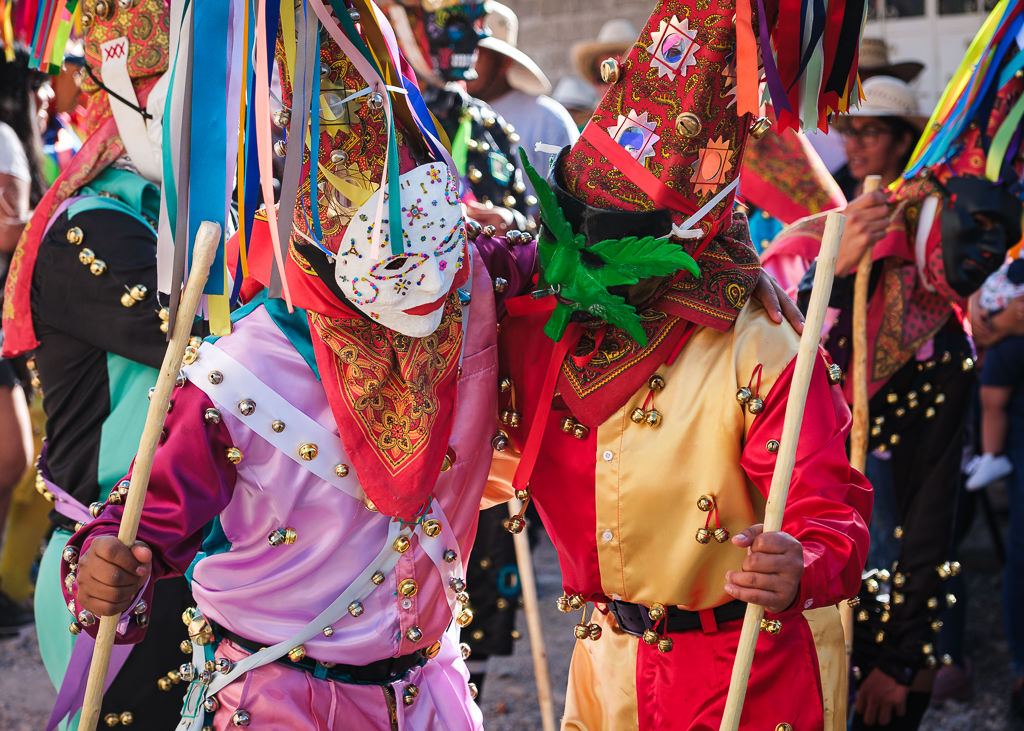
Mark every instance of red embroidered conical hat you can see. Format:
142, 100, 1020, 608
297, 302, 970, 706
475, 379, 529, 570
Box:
557, 0, 863, 245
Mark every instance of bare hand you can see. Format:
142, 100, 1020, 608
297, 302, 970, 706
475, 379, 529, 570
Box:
76, 536, 152, 617
724, 524, 803, 613
855, 668, 909, 726
463, 201, 516, 235
835, 191, 890, 277
754, 270, 805, 334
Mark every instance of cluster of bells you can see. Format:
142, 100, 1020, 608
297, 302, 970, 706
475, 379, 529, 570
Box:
504, 488, 531, 534
630, 375, 668, 428
66, 225, 107, 275
101, 711, 134, 727
695, 493, 729, 545
596, 58, 773, 141
63, 545, 149, 634
735, 386, 764, 415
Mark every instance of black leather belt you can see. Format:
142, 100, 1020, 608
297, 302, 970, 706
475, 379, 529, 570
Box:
215, 626, 426, 686
608, 599, 747, 636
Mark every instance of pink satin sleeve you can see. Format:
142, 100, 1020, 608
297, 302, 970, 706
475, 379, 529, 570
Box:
741, 352, 873, 613
61, 383, 238, 643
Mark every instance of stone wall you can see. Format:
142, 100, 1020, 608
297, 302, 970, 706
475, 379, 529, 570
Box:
498, 0, 653, 87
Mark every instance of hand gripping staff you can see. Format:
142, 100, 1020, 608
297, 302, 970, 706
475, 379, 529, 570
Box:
78, 222, 222, 731
719, 211, 845, 731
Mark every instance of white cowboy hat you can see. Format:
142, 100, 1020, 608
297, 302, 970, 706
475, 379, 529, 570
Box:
571, 18, 638, 85
842, 75, 928, 131
552, 75, 599, 112
479, 1, 552, 96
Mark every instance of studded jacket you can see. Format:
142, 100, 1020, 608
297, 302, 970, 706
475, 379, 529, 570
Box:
60, 245, 498, 668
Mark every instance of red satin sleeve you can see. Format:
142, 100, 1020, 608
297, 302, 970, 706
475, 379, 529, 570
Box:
61, 382, 237, 643
741, 352, 873, 613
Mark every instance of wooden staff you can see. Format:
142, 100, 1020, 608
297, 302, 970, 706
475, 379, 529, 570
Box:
78, 222, 222, 731
843, 174, 883, 658
508, 498, 557, 731
719, 211, 845, 731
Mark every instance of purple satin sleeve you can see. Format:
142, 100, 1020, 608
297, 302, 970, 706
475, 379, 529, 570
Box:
61, 383, 238, 643
470, 233, 539, 318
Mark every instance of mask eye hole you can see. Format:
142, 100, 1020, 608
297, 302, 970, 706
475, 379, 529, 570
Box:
384, 256, 408, 271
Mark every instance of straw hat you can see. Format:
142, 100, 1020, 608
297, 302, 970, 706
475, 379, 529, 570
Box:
859, 37, 924, 83
842, 75, 928, 130
478, 1, 551, 96
571, 18, 638, 85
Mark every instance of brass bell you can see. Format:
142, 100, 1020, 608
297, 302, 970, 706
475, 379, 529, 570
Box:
79, 248, 96, 265
237, 399, 255, 416
571, 423, 591, 439
892, 592, 905, 605
946, 593, 957, 608
600, 58, 620, 84
272, 107, 291, 128
491, 431, 509, 451
69, 622, 82, 635
393, 535, 411, 553
893, 573, 906, 588
962, 357, 975, 372
574, 622, 589, 640
371, 571, 386, 585
936, 562, 951, 579
287, 645, 306, 662
696, 528, 712, 544
367, 92, 385, 110
648, 603, 665, 622
66, 226, 84, 245
273, 140, 287, 158
514, 488, 530, 501
505, 514, 526, 534
104, 713, 120, 728
760, 618, 782, 635
499, 409, 516, 425
697, 495, 714, 512
736, 386, 752, 404
644, 409, 662, 428
298, 443, 318, 461
468, 167, 484, 183
864, 578, 880, 594
270, 420, 286, 433
648, 374, 666, 391
443, 550, 457, 564
941, 653, 953, 666
630, 407, 646, 424
857, 609, 869, 622
231, 709, 252, 726
89, 501, 103, 518
766, 439, 780, 454
556, 596, 571, 613
406, 626, 423, 642
203, 408, 221, 425
949, 561, 961, 576
499, 377, 512, 393
657, 636, 674, 653
675, 112, 702, 138
225, 447, 243, 465
90, 259, 107, 276
203, 697, 220, 713
589, 623, 603, 640
749, 116, 773, 139
568, 594, 585, 610
775, 724, 794, 731
180, 640, 193, 654
121, 292, 137, 308
747, 398, 764, 415
927, 596, 939, 610
876, 569, 891, 582
502, 194, 517, 208
335, 464, 350, 478
560, 417, 576, 433
188, 617, 215, 646
642, 629, 659, 645
396, 579, 417, 598
875, 630, 886, 644
422, 519, 442, 538
157, 676, 173, 691
925, 655, 938, 669
402, 684, 419, 706
713, 527, 730, 543
347, 601, 364, 617
827, 363, 843, 385
886, 392, 899, 404
182, 345, 199, 365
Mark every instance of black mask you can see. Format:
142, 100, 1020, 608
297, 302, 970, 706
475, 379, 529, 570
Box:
940, 176, 1023, 297
421, 2, 486, 82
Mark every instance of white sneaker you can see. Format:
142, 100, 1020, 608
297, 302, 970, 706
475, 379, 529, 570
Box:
965, 453, 1013, 491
